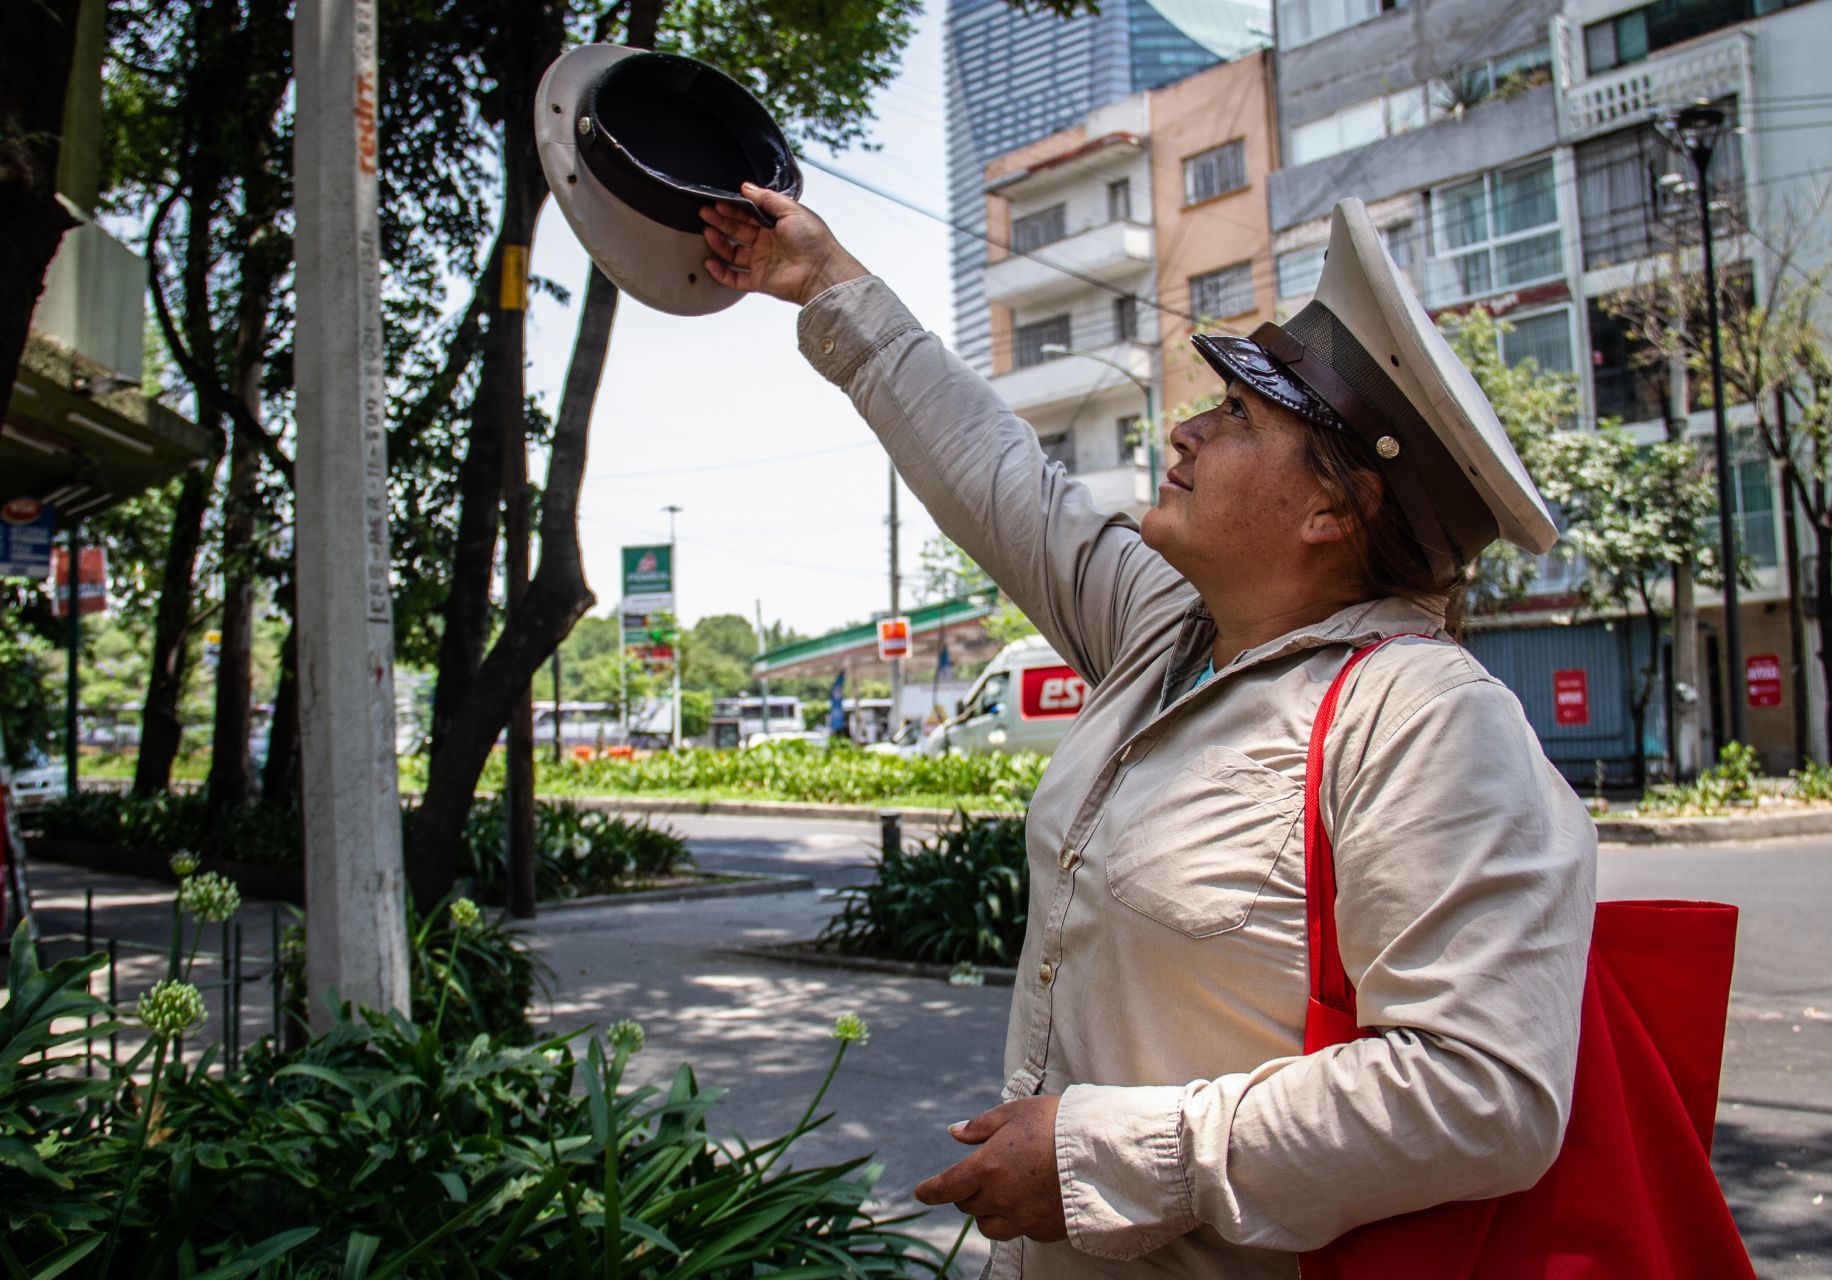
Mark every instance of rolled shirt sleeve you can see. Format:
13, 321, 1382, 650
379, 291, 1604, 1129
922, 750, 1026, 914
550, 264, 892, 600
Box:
1054, 675, 1596, 1257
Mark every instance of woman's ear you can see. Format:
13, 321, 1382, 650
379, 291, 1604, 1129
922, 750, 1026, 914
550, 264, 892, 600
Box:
1300, 469, 1381, 546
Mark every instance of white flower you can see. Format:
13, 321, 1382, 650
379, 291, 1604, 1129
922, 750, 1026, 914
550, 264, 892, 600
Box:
137, 979, 207, 1038
178, 871, 241, 923
830, 1013, 869, 1046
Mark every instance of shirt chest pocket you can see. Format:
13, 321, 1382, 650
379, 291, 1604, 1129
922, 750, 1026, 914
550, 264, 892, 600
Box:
1103, 745, 1302, 939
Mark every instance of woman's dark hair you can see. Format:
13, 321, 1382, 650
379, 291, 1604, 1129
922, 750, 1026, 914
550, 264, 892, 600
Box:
1301, 421, 1469, 622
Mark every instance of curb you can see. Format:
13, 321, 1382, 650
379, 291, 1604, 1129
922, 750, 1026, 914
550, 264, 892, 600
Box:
1595, 808, 1832, 845
719, 942, 1019, 986
515, 873, 816, 919
562, 795, 1015, 826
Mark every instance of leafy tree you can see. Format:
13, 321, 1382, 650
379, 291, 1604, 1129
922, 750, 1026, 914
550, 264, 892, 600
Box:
917, 536, 991, 603
1530, 426, 1720, 789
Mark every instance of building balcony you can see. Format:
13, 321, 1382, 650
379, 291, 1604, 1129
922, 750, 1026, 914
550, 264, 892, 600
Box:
1075, 462, 1153, 514
982, 220, 1155, 311
1557, 25, 1752, 144
989, 339, 1154, 418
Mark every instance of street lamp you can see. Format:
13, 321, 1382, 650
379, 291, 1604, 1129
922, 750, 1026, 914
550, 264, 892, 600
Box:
1039, 343, 1159, 495
1660, 100, 1743, 744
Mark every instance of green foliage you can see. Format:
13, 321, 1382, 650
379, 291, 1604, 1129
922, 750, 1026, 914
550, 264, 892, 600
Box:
37, 794, 691, 905
820, 814, 1030, 965
680, 689, 714, 739
1640, 740, 1766, 815
533, 740, 1043, 808
454, 799, 692, 904
916, 537, 991, 604
0, 923, 940, 1278
1790, 758, 1832, 802
407, 898, 546, 1046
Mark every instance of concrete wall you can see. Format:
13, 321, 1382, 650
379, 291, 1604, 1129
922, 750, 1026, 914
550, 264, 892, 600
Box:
1147, 49, 1279, 416
1276, 0, 1560, 133
1269, 82, 1560, 231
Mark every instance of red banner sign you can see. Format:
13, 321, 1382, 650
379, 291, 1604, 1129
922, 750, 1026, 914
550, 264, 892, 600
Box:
1746, 654, 1782, 708
1553, 668, 1589, 726
49, 547, 107, 617
1019, 665, 1086, 720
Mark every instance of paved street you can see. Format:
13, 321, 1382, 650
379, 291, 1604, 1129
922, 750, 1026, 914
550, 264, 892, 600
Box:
20, 816, 1832, 1276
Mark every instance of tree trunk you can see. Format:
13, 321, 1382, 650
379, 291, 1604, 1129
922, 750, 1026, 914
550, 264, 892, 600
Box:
205, 269, 270, 809
1818, 515, 1832, 762
134, 466, 213, 792
1671, 565, 1701, 779
405, 267, 616, 911
261, 623, 299, 806
0, 0, 82, 426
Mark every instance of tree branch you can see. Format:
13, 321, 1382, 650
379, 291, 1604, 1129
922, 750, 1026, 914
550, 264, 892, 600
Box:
146, 189, 295, 483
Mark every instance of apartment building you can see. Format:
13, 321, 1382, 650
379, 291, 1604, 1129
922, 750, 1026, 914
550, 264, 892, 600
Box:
1266, 0, 1832, 778
943, 0, 1266, 373
978, 52, 1279, 519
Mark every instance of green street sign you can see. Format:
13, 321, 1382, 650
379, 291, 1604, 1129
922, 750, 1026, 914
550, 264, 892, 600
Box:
622, 544, 672, 597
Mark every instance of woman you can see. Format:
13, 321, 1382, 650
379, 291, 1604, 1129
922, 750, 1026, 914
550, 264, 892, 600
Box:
701, 184, 1595, 1278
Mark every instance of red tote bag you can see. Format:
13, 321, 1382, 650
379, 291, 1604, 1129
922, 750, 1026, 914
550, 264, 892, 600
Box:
1298, 640, 1755, 1280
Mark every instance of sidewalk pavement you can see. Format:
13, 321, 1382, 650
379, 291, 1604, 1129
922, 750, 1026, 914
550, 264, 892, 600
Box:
521, 889, 1002, 1272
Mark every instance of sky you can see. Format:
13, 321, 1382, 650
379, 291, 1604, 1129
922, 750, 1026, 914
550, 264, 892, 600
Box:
523, 7, 957, 640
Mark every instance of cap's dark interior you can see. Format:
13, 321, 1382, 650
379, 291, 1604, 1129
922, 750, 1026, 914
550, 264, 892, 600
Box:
589, 54, 797, 198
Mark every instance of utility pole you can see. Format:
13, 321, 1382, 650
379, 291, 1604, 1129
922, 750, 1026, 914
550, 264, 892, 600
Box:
888, 461, 902, 739
755, 598, 771, 740
294, 0, 409, 1022
63, 523, 79, 799
618, 610, 629, 745
664, 504, 682, 750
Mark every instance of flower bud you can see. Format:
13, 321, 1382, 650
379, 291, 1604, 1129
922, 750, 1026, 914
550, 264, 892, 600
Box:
450, 897, 481, 931
178, 871, 241, 923
138, 979, 207, 1038
608, 1018, 645, 1054
830, 1012, 869, 1046
169, 851, 200, 878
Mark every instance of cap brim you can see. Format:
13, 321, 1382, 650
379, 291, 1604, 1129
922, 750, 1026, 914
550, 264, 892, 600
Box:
1191, 333, 1348, 434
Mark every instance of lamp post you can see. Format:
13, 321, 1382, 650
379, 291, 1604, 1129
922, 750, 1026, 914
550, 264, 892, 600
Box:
1663, 100, 1743, 745
1039, 343, 1158, 496
663, 504, 683, 750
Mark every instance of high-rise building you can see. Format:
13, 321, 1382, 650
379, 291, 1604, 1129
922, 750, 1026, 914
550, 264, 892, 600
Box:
944, 0, 1269, 371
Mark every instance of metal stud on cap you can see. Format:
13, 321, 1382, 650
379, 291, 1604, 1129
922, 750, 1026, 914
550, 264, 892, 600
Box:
1375, 435, 1401, 459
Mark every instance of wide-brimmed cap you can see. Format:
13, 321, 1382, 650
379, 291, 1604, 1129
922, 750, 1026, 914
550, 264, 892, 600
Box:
1192, 198, 1556, 573
536, 45, 803, 316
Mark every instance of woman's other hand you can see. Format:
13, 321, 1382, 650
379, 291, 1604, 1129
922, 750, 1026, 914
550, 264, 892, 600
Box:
700, 182, 868, 306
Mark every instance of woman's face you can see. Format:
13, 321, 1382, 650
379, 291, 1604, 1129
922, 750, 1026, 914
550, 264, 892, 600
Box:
1139, 382, 1329, 579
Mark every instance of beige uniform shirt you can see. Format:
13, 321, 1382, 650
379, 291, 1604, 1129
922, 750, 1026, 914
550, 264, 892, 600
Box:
799, 277, 1597, 1278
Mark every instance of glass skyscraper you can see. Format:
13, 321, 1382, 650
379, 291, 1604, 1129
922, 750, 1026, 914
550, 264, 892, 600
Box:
944, 0, 1268, 370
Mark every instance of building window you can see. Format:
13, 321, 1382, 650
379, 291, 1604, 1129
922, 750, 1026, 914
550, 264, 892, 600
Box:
1183, 140, 1247, 205
1190, 262, 1256, 319
1588, 297, 1668, 425
1107, 178, 1132, 222
1583, 0, 1791, 74
1039, 432, 1077, 471
1733, 434, 1778, 569
1012, 203, 1067, 253
1113, 295, 1138, 342
1116, 415, 1144, 462
1426, 158, 1563, 306
1015, 313, 1071, 368
1500, 308, 1574, 373
1575, 117, 1742, 271
1276, 244, 1327, 299
1277, 0, 1398, 50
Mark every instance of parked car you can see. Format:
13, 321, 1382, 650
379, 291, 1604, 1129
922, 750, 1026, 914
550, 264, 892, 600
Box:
6, 744, 66, 814
922, 635, 1085, 756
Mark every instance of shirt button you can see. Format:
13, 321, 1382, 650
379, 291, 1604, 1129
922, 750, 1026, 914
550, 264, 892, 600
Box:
1058, 845, 1079, 870
819, 337, 835, 355
1039, 962, 1054, 985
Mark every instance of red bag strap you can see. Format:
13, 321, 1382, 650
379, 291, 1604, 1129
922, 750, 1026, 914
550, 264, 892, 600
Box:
1304, 635, 1430, 1016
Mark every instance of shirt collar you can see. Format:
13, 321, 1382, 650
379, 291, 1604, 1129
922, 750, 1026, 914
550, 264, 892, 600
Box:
1175, 595, 1450, 686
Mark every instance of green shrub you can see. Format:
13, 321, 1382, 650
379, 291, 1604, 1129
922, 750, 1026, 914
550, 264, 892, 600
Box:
1790, 758, 1832, 802
453, 798, 691, 904
1640, 740, 1767, 816
534, 739, 1044, 807
35, 790, 304, 867
820, 812, 1030, 966
0, 923, 943, 1278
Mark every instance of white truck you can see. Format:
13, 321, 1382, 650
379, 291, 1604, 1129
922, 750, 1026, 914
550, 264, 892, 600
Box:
922, 635, 1088, 756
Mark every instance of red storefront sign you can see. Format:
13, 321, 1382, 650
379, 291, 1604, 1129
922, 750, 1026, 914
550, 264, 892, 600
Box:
49, 547, 107, 617
1019, 665, 1086, 720
876, 617, 910, 661
1746, 654, 1783, 708
1553, 668, 1589, 726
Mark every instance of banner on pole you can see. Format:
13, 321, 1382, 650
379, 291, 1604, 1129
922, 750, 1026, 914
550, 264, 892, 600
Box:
49, 547, 107, 617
